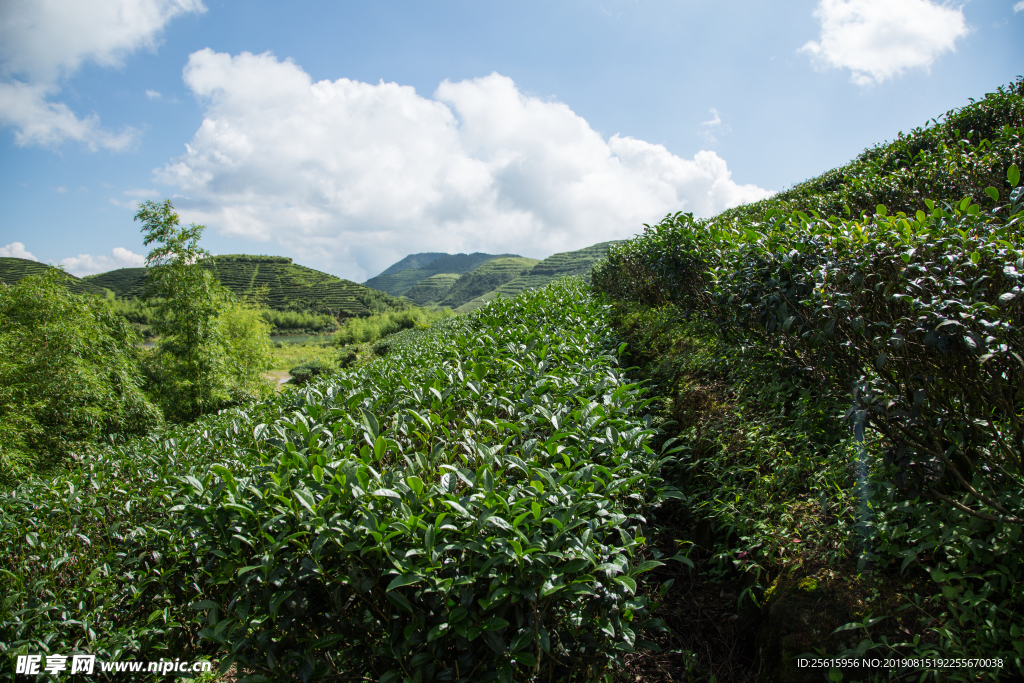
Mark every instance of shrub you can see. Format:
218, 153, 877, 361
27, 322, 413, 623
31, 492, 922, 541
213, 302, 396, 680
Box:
288, 357, 337, 384
0, 269, 161, 478
0, 279, 674, 682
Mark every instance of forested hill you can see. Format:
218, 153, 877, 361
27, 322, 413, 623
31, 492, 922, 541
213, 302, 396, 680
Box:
83, 254, 405, 317
0, 257, 109, 297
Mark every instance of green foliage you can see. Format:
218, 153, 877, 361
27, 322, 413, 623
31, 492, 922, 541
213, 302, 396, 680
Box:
718, 77, 1024, 223
0, 278, 671, 683
593, 78, 1024, 679
220, 299, 274, 400
333, 307, 453, 346
259, 307, 338, 333
136, 201, 274, 422
137, 200, 233, 422
597, 195, 1024, 520
0, 270, 160, 478
288, 357, 337, 385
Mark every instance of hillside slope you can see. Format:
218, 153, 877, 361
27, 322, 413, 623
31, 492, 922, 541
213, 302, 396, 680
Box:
83, 255, 405, 317
437, 256, 539, 308
402, 273, 461, 305
591, 78, 1024, 679
363, 252, 518, 296
0, 257, 110, 297
455, 241, 625, 312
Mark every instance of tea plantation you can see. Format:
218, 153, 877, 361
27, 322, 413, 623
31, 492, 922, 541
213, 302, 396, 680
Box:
593, 77, 1024, 681
0, 279, 677, 682
2, 77, 1023, 683
85, 255, 405, 318
0, 257, 109, 297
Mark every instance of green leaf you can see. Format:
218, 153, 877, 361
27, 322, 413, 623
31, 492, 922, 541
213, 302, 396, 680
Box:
427, 623, 450, 642
985, 187, 1000, 203
406, 475, 424, 496
614, 576, 637, 594
514, 652, 537, 667
875, 204, 887, 217
374, 435, 386, 461
668, 554, 694, 569
481, 616, 509, 630
1009, 163, 1021, 187
293, 489, 315, 512
387, 573, 421, 591
360, 407, 380, 441
473, 362, 487, 382
970, 251, 981, 265
311, 465, 324, 484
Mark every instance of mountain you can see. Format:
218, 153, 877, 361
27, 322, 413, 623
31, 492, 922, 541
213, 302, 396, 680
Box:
82, 255, 405, 317
0, 257, 110, 297
436, 257, 540, 308
455, 241, 625, 312
374, 253, 447, 277
363, 252, 518, 296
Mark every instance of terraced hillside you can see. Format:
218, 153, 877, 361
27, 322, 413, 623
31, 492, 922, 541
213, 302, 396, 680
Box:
0, 257, 110, 297
84, 255, 406, 317
363, 252, 517, 296
437, 256, 539, 308
455, 241, 624, 312
85, 267, 149, 298
402, 273, 461, 305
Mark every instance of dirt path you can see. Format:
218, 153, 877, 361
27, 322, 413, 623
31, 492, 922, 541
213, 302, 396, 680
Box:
266, 370, 292, 390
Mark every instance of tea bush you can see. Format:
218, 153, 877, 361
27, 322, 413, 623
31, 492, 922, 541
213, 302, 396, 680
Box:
1, 278, 673, 682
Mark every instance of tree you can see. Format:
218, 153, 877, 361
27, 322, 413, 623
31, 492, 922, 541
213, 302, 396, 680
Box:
135, 200, 272, 421
0, 269, 161, 478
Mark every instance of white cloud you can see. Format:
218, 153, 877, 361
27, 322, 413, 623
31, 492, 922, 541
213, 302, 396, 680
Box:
60, 247, 146, 276
0, 0, 205, 148
0, 242, 37, 260
801, 0, 969, 86
146, 89, 162, 100
1015, 1, 1024, 12
700, 108, 731, 144
157, 50, 772, 280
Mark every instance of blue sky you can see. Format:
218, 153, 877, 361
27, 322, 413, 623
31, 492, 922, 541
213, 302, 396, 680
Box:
1, 0, 1022, 282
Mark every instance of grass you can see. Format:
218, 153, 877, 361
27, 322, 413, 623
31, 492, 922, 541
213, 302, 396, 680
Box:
268, 338, 337, 372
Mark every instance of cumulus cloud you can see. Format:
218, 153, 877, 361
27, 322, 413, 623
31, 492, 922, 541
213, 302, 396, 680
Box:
0, 0, 205, 148
801, 0, 969, 86
1015, 1, 1024, 12
157, 50, 771, 280
60, 247, 146, 276
0, 242, 37, 260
